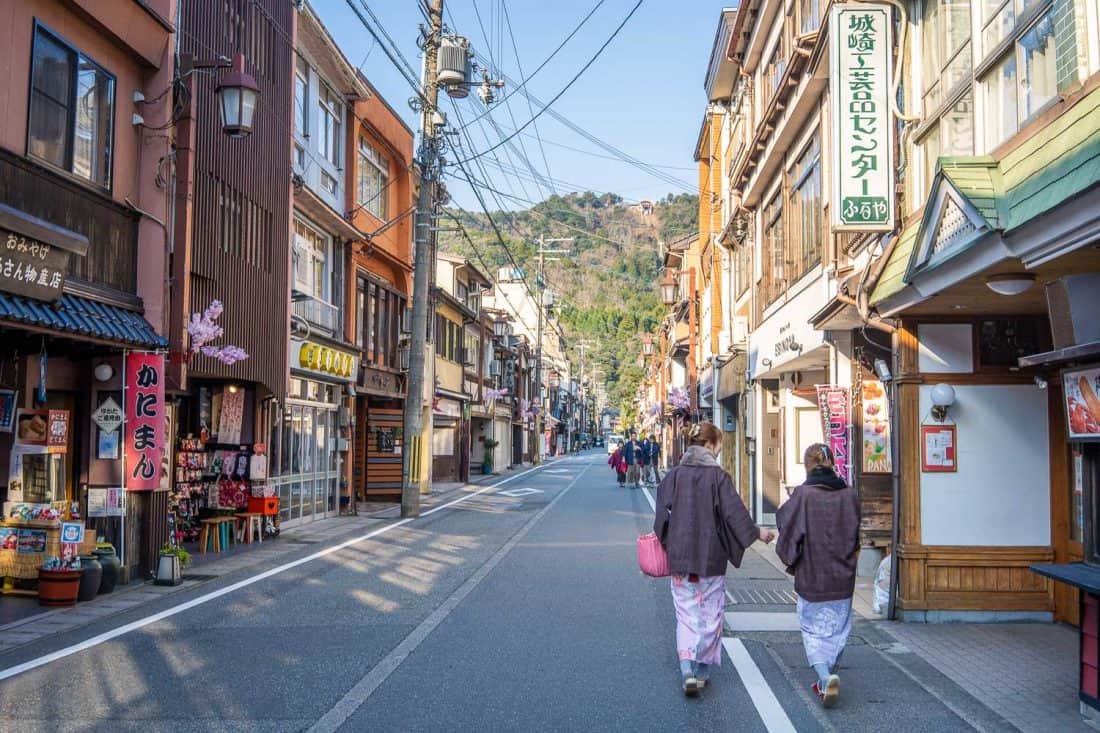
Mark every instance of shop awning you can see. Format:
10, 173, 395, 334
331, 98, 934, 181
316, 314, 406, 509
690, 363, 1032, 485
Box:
0, 291, 166, 348
870, 85, 1100, 308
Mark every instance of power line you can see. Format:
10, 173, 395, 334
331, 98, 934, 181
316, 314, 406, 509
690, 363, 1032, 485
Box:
501, 1, 556, 195
456, 0, 645, 165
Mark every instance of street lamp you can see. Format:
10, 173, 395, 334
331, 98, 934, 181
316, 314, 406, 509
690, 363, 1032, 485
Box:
642, 334, 655, 356
660, 276, 678, 306
216, 53, 261, 138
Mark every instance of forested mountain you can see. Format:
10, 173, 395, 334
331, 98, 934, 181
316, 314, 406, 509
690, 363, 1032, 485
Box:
439, 191, 698, 420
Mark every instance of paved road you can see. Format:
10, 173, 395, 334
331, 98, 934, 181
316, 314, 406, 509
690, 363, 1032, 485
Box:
0, 451, 1016, 732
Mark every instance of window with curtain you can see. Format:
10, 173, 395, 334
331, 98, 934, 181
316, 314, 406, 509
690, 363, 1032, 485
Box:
318, 82, 341, 166
763, 192, 784, 306
979, 4, 1058, 148
922, 0, 973, 115
800, 0, 821, 34
918, 90, 975, 198
357, 137, 389, 219
28, 26, 115, 187
292, 217, 330, 300
788, 135, 822, 282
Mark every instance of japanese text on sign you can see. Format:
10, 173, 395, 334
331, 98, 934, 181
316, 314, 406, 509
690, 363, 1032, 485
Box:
829, 4, 894, 232
0, 231, 68, 302
817, 385, 852, 485
124, 353, 165, 491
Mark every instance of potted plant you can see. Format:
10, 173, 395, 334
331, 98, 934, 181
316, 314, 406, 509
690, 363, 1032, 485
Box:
483, 438, 500, 475
155, 543, 190, 586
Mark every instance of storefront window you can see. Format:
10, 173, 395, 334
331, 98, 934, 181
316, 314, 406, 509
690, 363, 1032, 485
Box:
272, 381, 340, 525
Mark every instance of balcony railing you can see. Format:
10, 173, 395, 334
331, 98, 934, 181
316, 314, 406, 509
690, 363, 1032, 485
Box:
292, 293, 339, 334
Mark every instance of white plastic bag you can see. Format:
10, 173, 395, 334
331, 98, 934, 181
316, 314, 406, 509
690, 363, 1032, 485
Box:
872, 554, 891, 614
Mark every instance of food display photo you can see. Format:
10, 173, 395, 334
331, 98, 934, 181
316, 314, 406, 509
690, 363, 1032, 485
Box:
1064, 366, 1100, 439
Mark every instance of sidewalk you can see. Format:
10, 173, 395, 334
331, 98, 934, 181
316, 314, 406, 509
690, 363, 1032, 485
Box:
0, 472, 528, 657
735, 541, 1090, 732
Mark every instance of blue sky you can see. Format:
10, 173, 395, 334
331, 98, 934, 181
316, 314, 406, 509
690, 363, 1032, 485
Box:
313, 1, 719, 209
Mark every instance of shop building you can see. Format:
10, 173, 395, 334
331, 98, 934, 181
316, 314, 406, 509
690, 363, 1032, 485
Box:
0, 0, 175, 580
278, 3, 368, 526
171, 0, 293, 543
347, 74, 415, 504
432, 254, 489, 484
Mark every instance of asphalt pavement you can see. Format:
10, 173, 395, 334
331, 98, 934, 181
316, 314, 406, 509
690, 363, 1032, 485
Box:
0, 451, 1019, 732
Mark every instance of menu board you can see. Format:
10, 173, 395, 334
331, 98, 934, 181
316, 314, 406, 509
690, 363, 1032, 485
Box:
1064, 366, 1100, 440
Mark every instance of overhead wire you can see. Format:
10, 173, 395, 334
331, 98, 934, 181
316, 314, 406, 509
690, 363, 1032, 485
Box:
500, 1, 556, 195
456, 0, 645, 165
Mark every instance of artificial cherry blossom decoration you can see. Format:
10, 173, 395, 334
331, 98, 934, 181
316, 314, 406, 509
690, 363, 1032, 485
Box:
668, 386, 690, 410
187, 300, 250, 366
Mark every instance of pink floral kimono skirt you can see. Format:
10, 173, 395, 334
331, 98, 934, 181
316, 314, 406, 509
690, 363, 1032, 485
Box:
671, 573, 726, 666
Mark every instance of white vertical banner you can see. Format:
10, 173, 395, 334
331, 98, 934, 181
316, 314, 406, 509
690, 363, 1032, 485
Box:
829, 3, 895, 232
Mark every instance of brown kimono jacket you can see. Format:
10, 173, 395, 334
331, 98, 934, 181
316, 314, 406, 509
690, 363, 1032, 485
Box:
775, 467, 861, 602
653, 446, 759, 577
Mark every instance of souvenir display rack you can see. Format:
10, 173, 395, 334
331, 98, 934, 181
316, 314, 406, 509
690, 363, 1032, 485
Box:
170, 436, 255, 545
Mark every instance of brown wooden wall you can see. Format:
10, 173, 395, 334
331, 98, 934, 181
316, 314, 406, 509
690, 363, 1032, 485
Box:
0, 149, 138, 295
181, 0, 293, 396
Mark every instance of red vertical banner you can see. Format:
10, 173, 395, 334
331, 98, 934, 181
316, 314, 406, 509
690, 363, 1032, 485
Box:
125, 353, 165, 491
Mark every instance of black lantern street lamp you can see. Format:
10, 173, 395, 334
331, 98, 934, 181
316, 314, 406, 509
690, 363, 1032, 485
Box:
660, 276, 678, 306
642, 335, 655, 356
216, 53, 261, 138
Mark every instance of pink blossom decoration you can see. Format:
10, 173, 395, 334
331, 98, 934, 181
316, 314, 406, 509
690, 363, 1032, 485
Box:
187, 300, 249, 365
668, 386, 690, 410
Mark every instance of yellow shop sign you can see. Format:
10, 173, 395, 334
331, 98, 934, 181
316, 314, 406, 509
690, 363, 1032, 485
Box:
294, 340, 358, 380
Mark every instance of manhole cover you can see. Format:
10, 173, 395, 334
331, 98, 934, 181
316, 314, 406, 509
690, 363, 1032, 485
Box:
729, 588, 798, 605
181, 574, 219, 582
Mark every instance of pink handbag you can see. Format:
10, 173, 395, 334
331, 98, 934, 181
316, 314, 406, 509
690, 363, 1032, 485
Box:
637, 532, 670, 577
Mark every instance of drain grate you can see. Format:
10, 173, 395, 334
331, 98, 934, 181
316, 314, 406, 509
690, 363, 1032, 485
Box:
181, 574, 219, 582
729, 588, 798, 605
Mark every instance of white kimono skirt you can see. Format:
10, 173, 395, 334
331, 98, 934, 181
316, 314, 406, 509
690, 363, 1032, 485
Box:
796, 596, 853, 669
671, 574, 726, 667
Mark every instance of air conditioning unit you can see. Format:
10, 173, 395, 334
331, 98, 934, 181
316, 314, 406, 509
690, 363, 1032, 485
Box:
460, 347, 475, 367
1047, 274, 1100, 349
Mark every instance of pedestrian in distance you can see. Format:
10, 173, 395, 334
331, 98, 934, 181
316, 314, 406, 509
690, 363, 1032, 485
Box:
646, 434, 662, 485
623, 430, 644, 490
653, 422, 775, 697
608, 445, 627, 486
776, 443, 860, 710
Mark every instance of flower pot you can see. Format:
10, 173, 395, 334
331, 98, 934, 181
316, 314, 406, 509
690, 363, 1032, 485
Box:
77, 555, 103, 602
93, 546, 121, 594
155, 553, 182, 586
38, 567, 83, 607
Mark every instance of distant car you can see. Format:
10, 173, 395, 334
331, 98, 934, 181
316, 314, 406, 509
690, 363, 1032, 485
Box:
594, 436, 604, 447
606, 434, 623, 454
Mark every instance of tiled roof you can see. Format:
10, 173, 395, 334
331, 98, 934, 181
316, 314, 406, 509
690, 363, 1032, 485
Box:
0, 292, 166, 348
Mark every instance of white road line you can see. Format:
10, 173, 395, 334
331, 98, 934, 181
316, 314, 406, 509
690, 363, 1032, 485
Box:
308, 462, 592, 733
0, 459, 564, 683
722, 638, 798, 733
641, 484, 737, 607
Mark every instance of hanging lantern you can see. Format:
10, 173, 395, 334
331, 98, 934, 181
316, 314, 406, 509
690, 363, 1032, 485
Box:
660, 276, 678, 306
216, 54, 261, 138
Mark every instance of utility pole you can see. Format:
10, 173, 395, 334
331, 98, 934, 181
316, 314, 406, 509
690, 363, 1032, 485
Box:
534, 236, 572, 460
401, 0, 445, 518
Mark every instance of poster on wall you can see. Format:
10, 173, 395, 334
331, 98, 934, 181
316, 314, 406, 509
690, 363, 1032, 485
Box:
87, 487, 126, 517
1064, 366, 1100, 440
14, 409, 49, 446
124, 353, 165, 491
0, 390, 16, 432
816, 386, 851, 484
16, 529, 47, 554
921, 424, 957, 472
217, 387, 244, 445
861, 380, 891, 473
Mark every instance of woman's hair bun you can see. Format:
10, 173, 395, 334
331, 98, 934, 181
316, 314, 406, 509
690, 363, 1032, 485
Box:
682, 421, 721, 446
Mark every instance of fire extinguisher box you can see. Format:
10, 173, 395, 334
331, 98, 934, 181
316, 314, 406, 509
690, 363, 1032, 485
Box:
248, 497, 278, 516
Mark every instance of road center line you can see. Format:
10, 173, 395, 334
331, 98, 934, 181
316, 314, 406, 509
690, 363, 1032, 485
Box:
722, 638, 798, 733
0, 459, 560, 683
308, 461, 593, 733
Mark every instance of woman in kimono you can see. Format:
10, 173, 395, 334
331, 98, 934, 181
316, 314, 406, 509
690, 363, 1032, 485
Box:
776, 443, 861, 709
608, 445, 627, 486
654, 422, 774, 696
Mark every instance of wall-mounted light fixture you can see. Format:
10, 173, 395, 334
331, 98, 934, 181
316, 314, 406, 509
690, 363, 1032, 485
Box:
930, 383, 956, 422
874, 358, 892, 382
659, 276, 678, 306
93, 363, 114, 382
985, 273, 1036, 296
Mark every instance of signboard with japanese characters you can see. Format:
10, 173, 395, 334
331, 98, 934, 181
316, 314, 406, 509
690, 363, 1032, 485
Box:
816, 385, 852, 485
0, 230, 71, 302
829, 3, 895, 232
91, 397, 124, 434
124, 353, 165, 491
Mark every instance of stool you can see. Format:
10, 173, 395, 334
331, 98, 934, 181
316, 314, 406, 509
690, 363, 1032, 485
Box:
237, 513, 263, 544
219, 516, 236, 550
199, 519, 222, 553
